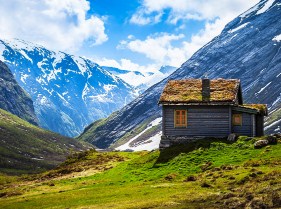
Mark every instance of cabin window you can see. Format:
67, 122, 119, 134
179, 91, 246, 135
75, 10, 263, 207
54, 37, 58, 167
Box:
174, 110, 187, 127
232, 114, 242, 126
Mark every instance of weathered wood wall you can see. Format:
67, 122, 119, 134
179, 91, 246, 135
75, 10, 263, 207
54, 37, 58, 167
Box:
232, 111, 254, 136
252, 115, 256, 137
163, 105, 230, 137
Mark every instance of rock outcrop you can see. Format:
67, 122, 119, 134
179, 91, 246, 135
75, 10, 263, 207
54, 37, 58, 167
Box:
0, 60, 38, 125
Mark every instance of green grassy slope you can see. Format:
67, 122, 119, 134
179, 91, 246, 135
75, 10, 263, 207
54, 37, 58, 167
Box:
78, 114, 161, 150
77, 111, 119, 145
110, 116, 160, 149
0, 108, 92, 174
0, 135, 280, 208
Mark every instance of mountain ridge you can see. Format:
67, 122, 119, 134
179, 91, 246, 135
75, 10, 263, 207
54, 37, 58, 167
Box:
0, 38, 137, 137
102, 65, 177, 94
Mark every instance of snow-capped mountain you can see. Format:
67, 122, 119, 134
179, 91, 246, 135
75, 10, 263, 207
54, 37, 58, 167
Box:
102, 65, 176, 93
101, 66, 147, 85
0, 38, 137, 137
79, 0, 281, 149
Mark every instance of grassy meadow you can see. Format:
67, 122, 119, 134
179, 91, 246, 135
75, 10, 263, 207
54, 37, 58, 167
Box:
0, 109, 91, 175
0, 136, 281, 208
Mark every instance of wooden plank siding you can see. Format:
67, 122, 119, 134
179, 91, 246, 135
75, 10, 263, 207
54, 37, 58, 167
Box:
228, 107, 232, 135
232, 111, 254, 136
162, 106, 166, 136
163, 105, 230, 137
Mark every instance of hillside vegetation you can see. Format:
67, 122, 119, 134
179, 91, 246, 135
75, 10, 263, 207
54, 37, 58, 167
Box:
0, 135, 280, 208
0, 109, 92, 175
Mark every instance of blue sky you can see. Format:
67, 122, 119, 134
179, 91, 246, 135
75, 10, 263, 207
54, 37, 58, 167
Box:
82, 0, 206, 66
0, 0, 259, 72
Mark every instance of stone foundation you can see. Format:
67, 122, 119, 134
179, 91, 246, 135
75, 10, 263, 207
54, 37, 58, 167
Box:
159, 135, 204, 149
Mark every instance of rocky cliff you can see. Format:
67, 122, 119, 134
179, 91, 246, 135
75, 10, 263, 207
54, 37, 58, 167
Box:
0, 60, 38, 125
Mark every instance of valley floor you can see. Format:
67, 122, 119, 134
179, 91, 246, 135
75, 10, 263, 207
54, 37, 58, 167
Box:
0, 136, 281, 209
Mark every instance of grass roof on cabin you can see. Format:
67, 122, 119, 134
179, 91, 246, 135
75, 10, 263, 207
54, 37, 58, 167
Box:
159, 79, 240, 104
242, 104, 268, 115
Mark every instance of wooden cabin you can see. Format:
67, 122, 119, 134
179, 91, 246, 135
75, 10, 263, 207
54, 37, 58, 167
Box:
158, 78, 268, 149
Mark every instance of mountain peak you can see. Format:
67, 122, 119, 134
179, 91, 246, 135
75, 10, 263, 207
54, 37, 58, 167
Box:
0, 38, 137, 137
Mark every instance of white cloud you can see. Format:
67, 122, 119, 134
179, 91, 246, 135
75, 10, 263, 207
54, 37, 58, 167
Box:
123, 0, 260, 66
119, 17, 240, 67
182, 18, 229, 56
94, 58, 158, 73
0, 0, 108, 52
131, 0, 260, 25
127, 35, 135, 40
118, 33, 186, 67
130, 9, 163, 25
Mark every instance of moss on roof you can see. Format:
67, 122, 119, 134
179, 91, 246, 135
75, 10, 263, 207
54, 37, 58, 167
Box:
159, 79, 240, 104
242, 104, 268, 115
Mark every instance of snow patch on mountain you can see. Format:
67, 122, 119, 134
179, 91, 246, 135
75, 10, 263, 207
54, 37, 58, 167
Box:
5, 39, 36, 51
47, 71, 57, 82
274, 126, 280, 132
57, 92, 70, 106
53, 52, 65, 66
103, 84, 117, 93
240, 3, 260, 18
116, 117, 162, 151
37, 59, 46, 69
240, 0, 276, 19
89, 94, 114, 103
20, 74, 29, 84
38, 94, 49, 105
62, 91, 68, 96
272, 95, 281, 108
82, 83, 91, 101
229, 22, 249, 33
73, 56, 88, 75
128, 132, 162, 152
256, 0, 275, 15
256, 82, 272, 95
20, 50, 33, 64
265, 118, 281, 130
150, 117, 162, 126
273, 34, 281, 42
0, 44, 6, 61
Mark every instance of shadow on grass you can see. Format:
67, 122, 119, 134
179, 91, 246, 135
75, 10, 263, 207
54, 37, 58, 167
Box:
154, 137, 234, 165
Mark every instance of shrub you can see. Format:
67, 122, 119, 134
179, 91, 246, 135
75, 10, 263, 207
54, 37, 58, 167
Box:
201, 181, 212, 188
184, 175, 197, 182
